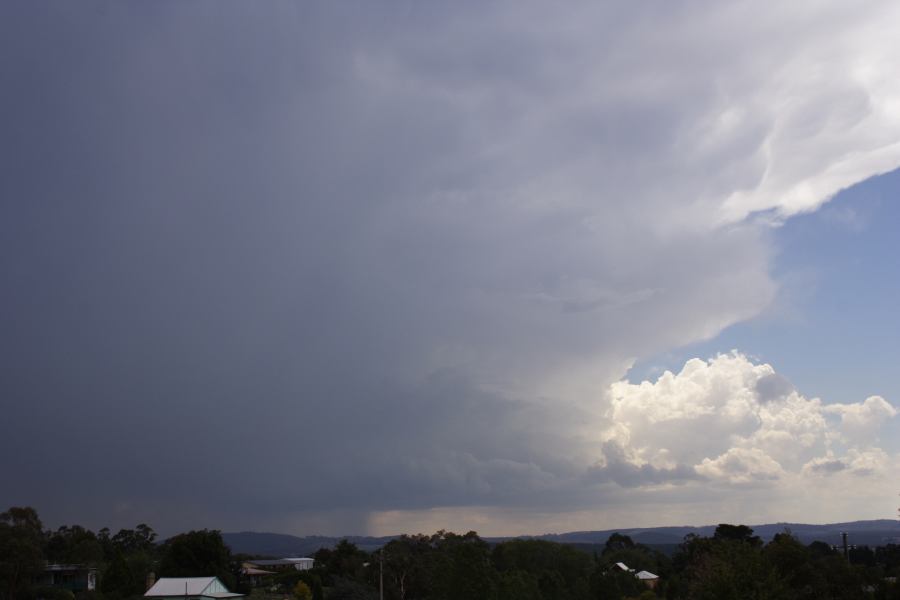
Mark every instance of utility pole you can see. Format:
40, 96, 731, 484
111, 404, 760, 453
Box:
835, 531, 856, 561
379, 548, 384, 600
832, 532, 855, 561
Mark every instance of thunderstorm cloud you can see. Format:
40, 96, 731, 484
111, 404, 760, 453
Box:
2, 1, 899, 535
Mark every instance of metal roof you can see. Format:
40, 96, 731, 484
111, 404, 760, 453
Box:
44, 564, 97, 572
247, 558, 313, 566
145, 577, 243, 598
635, 570, 659, 580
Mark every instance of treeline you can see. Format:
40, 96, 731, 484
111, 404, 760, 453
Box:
0, 507, 234, 600
5, 506, 900, 600
301, 527, 900, 600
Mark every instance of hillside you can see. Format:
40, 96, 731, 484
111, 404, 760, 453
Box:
224, 519, 900, 556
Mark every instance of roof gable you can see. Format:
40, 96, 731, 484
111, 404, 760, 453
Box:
146, 577, 221, 597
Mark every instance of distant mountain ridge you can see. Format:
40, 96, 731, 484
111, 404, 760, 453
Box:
223, 531, 395, 556
224, 519, 900, 557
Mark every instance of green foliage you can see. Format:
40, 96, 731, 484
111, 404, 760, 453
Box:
45, 527, 104, 566
593, 534, 669, 599
380, 534, 434, 600
713, 523, 762, 546
109, 526, 156, 557
763, 531, 829, 595
877, 544, 900, 576
28, 587, 74, 600
850, 545, 877, 567
492, 539, 592, 600
285, 573, 323, 600
325, 578, 377, 600
100, 553, 132, 599
592, 568, 644, 600
101, 550, 154, 600
302, 573, 324, 600
292, 581, 312, 600
429, 531, 497, 600
158, 530, 233, 589
7, 508, 900, 600
604, 533, 636, 554
314, 541, 369, 586
0, 507, 45, 600
99, 525, 157, 600
672, 527, 788, 600
272, 569, 302, 588
73, 590, 104, 600
496, 570, 541, 600
667, 524, 889, 600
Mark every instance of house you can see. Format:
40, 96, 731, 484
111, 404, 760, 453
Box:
608, 562, 660, 590
241, 558, 315, 572
145, 577, 244, 600
238, 559, 315, 588
239, 566, 275, 587
36, 564, 98, 592
635, 570, 660, 590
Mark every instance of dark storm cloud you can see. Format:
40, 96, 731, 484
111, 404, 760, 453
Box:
2, 1, 899, 535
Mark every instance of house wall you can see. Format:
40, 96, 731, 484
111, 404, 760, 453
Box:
203, 579, 230, 596
37, 567, 97, 591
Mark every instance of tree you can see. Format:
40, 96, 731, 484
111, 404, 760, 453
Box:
496, 570, 541, 600
158, 530, 233, 589
672, 527, 788, 600
603, 533, 636, 554
492, 539, 593, 600
713, 524, 761, 546
430, 531, 497, 600
45, 525, 104, 566
101, 552, 140, 600
876, 544, 900, 576
297, 572, 324, 600
111, 525, 157, 555
379, 534, 440, 600
102, 525, 158, 600
0, 506, 45, 600
591, 568, 644, 600
313, 540, 370, 588
326, 578, 377, 600
273, 571, 322, 600
292, 581, 312, 600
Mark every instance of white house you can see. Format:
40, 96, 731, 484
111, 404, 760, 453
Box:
145, 577, 244, 600
242, 558, 315, 571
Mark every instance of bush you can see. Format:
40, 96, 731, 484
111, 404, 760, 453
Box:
30, 587, 76, 600
292, 581, 312, 600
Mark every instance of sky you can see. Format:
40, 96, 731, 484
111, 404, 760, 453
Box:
2, 1, 900, 538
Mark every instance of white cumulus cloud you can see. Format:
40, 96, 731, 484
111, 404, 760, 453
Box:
605, 352, 897, 497
825, 396, 898, 445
